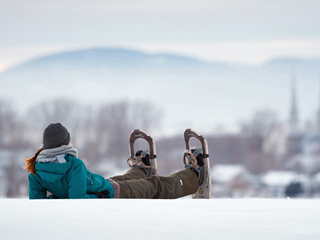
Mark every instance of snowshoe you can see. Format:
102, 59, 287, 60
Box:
184, 129, 211, 199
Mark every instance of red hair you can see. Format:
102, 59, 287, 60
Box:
23, 148, 42, 175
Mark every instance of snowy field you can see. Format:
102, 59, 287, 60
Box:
1, 198, 319, 240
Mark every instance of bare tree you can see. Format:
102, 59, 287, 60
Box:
25, 98, 93, 147
93, 100, 162, 167
0, 100, 30, 197
0, 101, 24, 146
241, 110, 279, 138
240, 110, 285, 173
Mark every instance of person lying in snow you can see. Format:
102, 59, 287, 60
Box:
23, 123, 204, 199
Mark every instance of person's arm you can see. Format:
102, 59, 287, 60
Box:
29, 174, 47, 199
68, 160, 98, 199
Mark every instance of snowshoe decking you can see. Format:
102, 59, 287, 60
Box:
129, 129, 159, 177
184, 129, 211, 199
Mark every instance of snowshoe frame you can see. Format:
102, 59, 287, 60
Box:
129, 129, 159, 177
184, 129, 211, 199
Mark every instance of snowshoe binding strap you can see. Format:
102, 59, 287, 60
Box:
127, 150, 159, 175
183, 149, 202, 169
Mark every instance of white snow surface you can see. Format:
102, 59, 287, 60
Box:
1, 199, 319, 240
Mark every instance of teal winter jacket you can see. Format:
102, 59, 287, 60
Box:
29, 154, 114, 199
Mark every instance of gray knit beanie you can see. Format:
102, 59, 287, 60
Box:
42, 123, 70, 150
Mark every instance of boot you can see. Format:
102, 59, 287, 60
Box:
184, 148, 204, 185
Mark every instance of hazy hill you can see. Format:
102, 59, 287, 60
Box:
10, 47, 216, 70
1, 47, 232, 82
265, 57, 320, 70
0, 47, 319, 135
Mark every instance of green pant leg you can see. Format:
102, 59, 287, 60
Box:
118, 169, 199, 199
110, 167, 146, 183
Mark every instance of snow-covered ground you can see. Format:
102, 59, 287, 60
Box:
1, 198, 319, 240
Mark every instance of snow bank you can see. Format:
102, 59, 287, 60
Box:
0, 199, 319, 240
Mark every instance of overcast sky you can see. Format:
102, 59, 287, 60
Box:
1, 0, 320, 70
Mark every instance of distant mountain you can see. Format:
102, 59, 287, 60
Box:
265, 57, 320, 68
0, 47, 237, 88
2, 47, 231, 75
264, 57, 320, 74
0, 47, 319, 135
2, 47, 318, 80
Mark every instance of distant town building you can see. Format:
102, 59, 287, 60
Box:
285, 70, 320, 178
259, 170, 310, 197
286, 135, 320, 175
211, 164, 257, 198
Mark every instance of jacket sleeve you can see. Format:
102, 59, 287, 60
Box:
29, 174, 47, 199
68, 160, 99, 199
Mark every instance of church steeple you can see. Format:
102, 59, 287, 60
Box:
289, 70, 299, 133
317, 71, 320, 133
